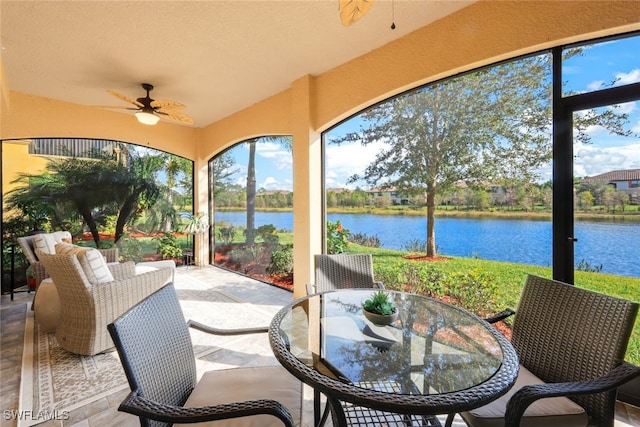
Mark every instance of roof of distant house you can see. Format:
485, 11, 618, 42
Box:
583, 169, 640, 182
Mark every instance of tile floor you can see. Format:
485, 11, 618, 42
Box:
1, 265, 639, 427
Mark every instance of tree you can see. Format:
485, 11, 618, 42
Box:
243, 136, 292, 245
342, 52, 630, 257
161, 154, 192, 232
7, 151, 160, 247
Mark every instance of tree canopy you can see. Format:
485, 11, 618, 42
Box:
342, 52, 631, 256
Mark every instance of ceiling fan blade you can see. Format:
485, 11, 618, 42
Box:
94, 105, 140, 111
338, 0, 375, 26
106, 90, 144, 108
155, 110, 194, 125
151, 99, 186, 110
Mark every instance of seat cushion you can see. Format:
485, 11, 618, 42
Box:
177, 365, 303, 427
461, 365, 588, 427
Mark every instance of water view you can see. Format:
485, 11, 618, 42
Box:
213, 211, 640, 278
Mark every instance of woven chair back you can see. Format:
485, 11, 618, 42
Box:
512, 274, 638, 426
108, 284, 197, 427
37, 252, 95, 307
314, 254, 376, 293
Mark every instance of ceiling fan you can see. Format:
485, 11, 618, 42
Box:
105, 83, 194, 125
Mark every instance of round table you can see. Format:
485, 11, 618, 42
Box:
269, 289, 519, 426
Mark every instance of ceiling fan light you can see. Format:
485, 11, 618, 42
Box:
135, 111, 160, 125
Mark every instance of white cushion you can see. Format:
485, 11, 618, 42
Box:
461, 365, 588, 427
55, 243, 114, 285
51, 231, 72, 243
134, 265, 158, 275
32, 233, 57, 256
177, 365, 302, 427
80, 248, 114, 284
136, 260, 176, 282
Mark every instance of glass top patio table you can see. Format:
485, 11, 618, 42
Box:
269, 289, 519, 426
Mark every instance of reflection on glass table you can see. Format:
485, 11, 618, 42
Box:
269, 289, 518, 427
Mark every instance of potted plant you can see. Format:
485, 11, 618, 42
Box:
362, 290, 399, 326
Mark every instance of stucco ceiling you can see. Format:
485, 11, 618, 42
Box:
1, 1, 474, 128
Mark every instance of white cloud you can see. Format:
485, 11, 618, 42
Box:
587, 80, 605, 91
259, 176, 280, 190
611, 101, 637, 115
256, 142, 292, 170
615, 69, 640, 86
573, 141, 640, 177
325, 140, 387, 189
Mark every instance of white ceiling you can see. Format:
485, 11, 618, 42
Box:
1, 1, 474, 127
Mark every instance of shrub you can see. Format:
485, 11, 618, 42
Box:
445, 269, 498, 315
269, 244, 293, 275
216, 225, 236, 244
118, 235, 143, 262
403, 238, 427, 252
349, 232, 381, 248
156, 233, 183, 260
576, 259, 603, 273
256, 224, 279, 247
327, 220, 350, 254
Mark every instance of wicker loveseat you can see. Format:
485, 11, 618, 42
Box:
37, 250, 173, 355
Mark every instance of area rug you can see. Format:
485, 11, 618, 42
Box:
18, 284, 273, 427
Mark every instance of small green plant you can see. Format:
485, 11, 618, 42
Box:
156, 232, 183, 260
216, 225, 236, 245
256, 224, 279, 247
349, 232, 381, 248
118, 234, 143, 262
362, 290, 397, 315
268, 244, 294, 275
576, 259, 603, 273
327, 220, 350, 254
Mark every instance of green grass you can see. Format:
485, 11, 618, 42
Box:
344, 244, 640, 365
91, 232, 640, 364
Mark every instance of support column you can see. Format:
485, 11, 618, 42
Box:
292, 75, 322, 299
193, 137, 210, 267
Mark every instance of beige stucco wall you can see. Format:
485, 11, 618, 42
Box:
2, 0, 640, 296
1, 140, 49, 196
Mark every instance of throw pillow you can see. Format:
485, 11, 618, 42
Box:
55, 243, 114, 285
32, 233, 56, 256
55, 242, 88, 256
79, 248, 115, 285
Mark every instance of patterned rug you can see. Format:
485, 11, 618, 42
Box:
18, 283, 274, 427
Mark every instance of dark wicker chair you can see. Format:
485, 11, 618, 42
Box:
448, 274, 640, 427
308, 255, 442, 426
306, 254, 383, 295
107, 283, 303, 427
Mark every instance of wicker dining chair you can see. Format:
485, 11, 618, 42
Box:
107, 283, 303, 427
447, 274, 640, 427
306, 254, 383, 295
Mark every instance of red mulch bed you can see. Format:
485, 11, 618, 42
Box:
403, 254, 452, 262
214, 244, 294, 291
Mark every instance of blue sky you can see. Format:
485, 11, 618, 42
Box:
227, 34, 640, 191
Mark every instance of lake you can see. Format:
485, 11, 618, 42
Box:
213, 211, 640, 278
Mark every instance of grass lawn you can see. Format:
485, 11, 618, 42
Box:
345, 244, 640, 365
